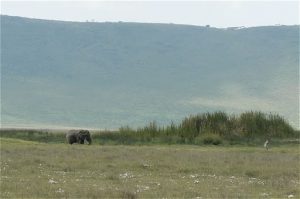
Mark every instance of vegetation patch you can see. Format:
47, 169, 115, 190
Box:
194, 133, 223, 145
0, 138, 299, 198
1, 111, 298, 146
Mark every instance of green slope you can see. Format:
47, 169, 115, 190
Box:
1, 15, 299, 129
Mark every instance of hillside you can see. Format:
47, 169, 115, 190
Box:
1, 15, 299, 129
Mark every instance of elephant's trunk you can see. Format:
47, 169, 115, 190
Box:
86, 136, 92, 145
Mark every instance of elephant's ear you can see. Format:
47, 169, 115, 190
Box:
77, 131, 84, 139
77, 130, 85, 140
78, 130, 89, 139
83, 130, 90, 135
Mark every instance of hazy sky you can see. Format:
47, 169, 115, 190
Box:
1, 1, 299, 27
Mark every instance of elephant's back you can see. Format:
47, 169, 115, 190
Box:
66, 130, 80, 136
66, 130, 81, 139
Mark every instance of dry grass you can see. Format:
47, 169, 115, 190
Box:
0, 138, 299, 198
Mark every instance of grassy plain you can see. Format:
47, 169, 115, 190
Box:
1, 138, 299, 198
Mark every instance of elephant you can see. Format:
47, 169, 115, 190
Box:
66, 130, 92, 145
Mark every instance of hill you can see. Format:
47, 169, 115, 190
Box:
1, 15, 299, 129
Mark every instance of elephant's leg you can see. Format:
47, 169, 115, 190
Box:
67, 136, 75, 144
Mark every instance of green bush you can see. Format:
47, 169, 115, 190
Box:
238, 111, 295, 138
195, 133, 223, 145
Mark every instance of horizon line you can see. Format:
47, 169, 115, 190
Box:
2, 14, 299, 29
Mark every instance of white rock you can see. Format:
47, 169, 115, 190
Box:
55, 188, 64, 193
48, 179, 58, 184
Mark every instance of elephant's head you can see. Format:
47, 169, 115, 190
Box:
77, 130, 92, 145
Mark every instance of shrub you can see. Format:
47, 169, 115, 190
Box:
245, 170, 260, 178
238, 111, 296, 138
195, 133, 222, 145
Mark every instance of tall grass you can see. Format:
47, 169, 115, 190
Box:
0, 111, 298, 145
180, 111, 295, 138
100, 111, 297, 145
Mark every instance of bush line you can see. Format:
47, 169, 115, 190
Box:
1, 111, 298, 145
